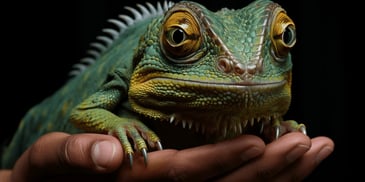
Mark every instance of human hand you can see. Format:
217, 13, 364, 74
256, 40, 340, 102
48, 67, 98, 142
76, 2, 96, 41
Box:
0, 132, 334, 182
209, 134, 334, 182
116, 132, 334, 181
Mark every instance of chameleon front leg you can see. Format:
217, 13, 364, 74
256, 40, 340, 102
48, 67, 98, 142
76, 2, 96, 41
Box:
69, 88, 162, 166
263, 118, 307, 142
275, 120, 307, 138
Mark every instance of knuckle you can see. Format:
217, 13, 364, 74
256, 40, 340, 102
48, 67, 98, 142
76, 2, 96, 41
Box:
62, 135, 88, 164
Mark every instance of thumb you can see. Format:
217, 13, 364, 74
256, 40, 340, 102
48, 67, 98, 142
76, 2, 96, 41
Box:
12, 132, 123, 181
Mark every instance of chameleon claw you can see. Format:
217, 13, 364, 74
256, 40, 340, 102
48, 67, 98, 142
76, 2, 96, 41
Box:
128, 153, 134, 167
266, 120, 307, 141
141, 148, 148, 165
156, 141, 163, 150
298, 124, 307, 135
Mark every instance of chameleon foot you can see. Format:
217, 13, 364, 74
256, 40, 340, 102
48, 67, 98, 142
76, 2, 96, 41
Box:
109, 120, 162, 166
264, 119, 307, 141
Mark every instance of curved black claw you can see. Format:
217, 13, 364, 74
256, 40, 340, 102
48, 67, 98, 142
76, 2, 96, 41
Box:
128, 153, 133, 168
126, 141, 163, 167
139, 141, 162, 166
268, 120, 307, 141
141, 148, 148, 165
156, 141, 163, 150
299, 124, 307, 135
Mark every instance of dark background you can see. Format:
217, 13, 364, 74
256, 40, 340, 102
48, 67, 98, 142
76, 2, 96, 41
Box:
2, 0, 349, 181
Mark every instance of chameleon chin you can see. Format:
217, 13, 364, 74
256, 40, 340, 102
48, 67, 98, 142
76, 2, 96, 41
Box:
1, 0, 307, 168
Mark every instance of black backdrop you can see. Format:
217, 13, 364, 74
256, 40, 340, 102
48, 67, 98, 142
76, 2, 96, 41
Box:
2, 0, 348, 181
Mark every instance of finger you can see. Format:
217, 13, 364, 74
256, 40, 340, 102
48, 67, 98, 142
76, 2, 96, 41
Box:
12, 132, 124, 181
0, 170, 11, 182
273, 136, 334, 181
116, 135, 265, 181
217, 132, 311, 182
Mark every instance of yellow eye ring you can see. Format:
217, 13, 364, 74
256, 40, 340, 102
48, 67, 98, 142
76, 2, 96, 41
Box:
161, 10, 202, 63
271, 10, 296, 59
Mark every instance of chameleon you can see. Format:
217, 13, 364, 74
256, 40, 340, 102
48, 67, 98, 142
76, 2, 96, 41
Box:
1, 0, 306, 169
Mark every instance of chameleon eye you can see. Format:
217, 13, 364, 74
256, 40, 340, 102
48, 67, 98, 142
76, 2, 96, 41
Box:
161, 11, 202, 63
167, 28, 186, 45
270, 11, 296, 61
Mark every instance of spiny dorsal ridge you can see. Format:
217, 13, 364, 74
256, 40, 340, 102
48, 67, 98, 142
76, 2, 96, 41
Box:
69, 1, 175, 77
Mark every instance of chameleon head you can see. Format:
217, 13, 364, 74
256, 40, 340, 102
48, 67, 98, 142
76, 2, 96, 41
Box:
129, 0, 296, 140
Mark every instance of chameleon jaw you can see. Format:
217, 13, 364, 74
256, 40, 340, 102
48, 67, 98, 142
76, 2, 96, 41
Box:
129, 77, 297, 142
168, 112, 269, 133
167, 112, 307, 142
167, 112, 277, 141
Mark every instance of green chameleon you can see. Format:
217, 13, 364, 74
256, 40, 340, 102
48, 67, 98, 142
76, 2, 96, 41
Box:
1, 0, 306, 168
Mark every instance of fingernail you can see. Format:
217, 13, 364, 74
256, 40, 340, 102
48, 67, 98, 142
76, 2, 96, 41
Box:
91, 141, 117, 170
286, 144, 310, 163
315, 146, 333, 165
241, 147, 262, 161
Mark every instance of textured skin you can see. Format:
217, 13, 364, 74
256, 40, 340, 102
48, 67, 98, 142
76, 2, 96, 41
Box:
1, 0, 305, 168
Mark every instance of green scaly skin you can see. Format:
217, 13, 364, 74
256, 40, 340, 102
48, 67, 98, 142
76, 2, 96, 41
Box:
1, 0, 306, 168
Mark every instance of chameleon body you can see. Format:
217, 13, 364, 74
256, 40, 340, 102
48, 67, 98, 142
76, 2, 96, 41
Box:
1, 0, 306, 168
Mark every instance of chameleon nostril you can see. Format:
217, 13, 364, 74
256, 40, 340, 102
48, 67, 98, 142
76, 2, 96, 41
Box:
234, 63, 246, 75
217, 57, 232, 73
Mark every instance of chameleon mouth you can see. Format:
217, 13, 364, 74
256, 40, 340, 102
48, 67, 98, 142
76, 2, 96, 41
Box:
129, 76, 290, 139
159, 78, 287, 138
130, 76, 289, 112
147, 77, 288, 96
167, 110, 278, 140
147, 76, 287, 88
